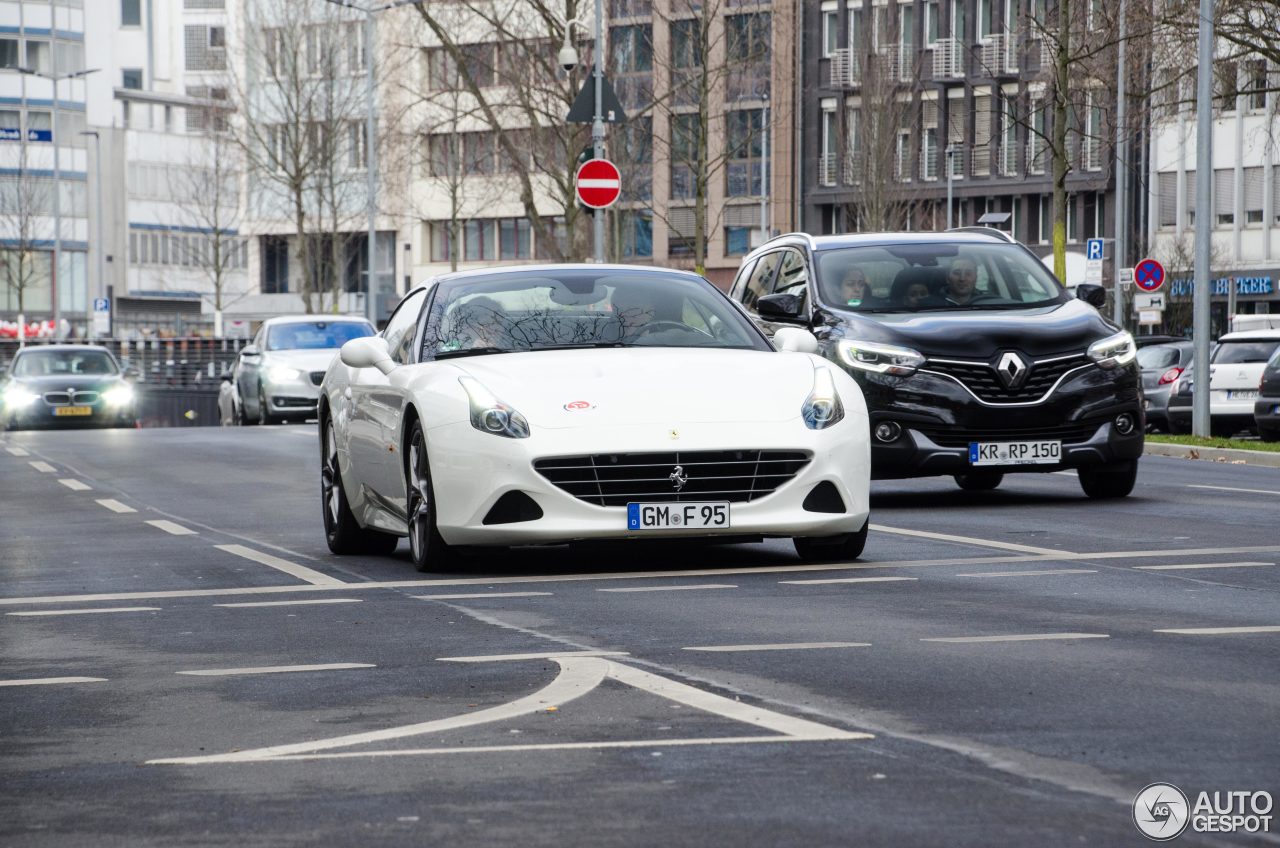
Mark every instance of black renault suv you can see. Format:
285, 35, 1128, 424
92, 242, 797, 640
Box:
730, 230, 1144, 498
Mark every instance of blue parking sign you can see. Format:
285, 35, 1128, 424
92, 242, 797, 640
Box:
93, 298, 110, 312
1086, 239, 1104, 261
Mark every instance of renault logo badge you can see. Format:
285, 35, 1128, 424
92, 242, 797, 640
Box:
995, 351, 1030, 389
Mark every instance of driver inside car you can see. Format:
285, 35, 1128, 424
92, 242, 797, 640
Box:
442, 296, 507, 351
928, 256, 982, 306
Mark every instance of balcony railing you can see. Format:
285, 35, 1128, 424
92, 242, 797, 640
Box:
843, 151, 863, 185
931, 39, 966, 78
829, 48, 861, 88
997, 142, 1018, 176
879, 43, 915, 83
1082, 135, 1103, 171
980, 33, 1019, 75
945, 145, 966, 179
971, 143, 992, 177
920, 144, 940, 181
1027, 139, 1047, 174
819, 152, 838, 186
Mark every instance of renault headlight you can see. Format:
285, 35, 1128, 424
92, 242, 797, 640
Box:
103, 385, 134, 407
2, 384, 40, 409
1087, 331, 1137, 369
459, 376, 530, 439
267, 366, 303, 383
836, 340, 925, 377
801, 366, 845, 430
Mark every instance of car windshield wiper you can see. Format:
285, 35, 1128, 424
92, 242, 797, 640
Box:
432, 347, 514, 360
530, 342, 630, 351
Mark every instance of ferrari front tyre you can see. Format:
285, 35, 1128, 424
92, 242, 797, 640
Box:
793, 521, 869, 563
954, 471, 1004, 491
1078, 459, 1138, 499
406, 421, 458, 572
322, 419, 398, 555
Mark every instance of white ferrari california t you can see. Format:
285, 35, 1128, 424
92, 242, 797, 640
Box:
319, 265, 871, 570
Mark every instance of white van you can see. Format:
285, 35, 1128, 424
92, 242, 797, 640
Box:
1229, 314, 1280, 332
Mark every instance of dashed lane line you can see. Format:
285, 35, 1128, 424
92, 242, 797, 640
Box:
413, 592, 553, 600
28, 460, 55, 473
922, 633, 1110, 644
683, 642, 871, 652
1136, 562, 1275, 571
0, 677, 107, 687
597, 584, 737, 593
216, 598, 363, 608
955, 569, 1099, 578
780, 576, 918, 586
5, 445, 30, 457
95, 499, 137, 513
438, 650, 629, 663
213, 544, 345, 587
7, 606, 160, 617
58, 478, 91, 491
1188, 484, 1280, 497
870, 523, 1070, 556
176, 663, 375, 677
1154, 626, 1280, 636
146, 519, 197, 536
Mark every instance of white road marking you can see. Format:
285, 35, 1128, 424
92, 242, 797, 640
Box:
1136, 562, 1275, 571
413, 592, 553, 600
0, 676, 107, 687
922, 633, 1110, 644
146, 520, 197, 536
870, 523, 1069, 556
149, 656, 870, 765
955, 569, 1098, 578
8, 544, 1280, 608
259, 736, 853, 761
1154, 626, 1280, 636
683, 642, 871, 652
215, 598, 363, 609
29, 460, 56, 473
214, 544, 345, 587
95, 499, 137, 514
1189, 484, 1280, 497
438, 650, 629, 663
176, 663, 375, 677
6, 445, 30, 456
597, 584, 737, 593
8, 606, 160, 617
58, 478, 91, 491
780, 576, 918, 585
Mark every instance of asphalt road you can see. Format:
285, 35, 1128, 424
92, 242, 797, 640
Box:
2, 425, 1278, 847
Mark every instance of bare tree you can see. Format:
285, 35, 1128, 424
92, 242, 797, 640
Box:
0, 138, 51, 319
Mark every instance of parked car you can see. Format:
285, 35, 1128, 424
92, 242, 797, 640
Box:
320, 265, 872, 569
1255, 345, 1280, 442
1167, 330, 1280, 436
1, 344, 137, 430
729, 230, 1144, 499
235, 316, 375, 424
1137, 341, 1193, 431
1134, 334, 1190, 349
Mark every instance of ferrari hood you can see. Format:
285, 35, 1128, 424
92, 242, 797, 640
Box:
450, 347, 818, 427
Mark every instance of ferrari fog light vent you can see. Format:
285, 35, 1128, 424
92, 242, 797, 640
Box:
802, 481, 847, 514
874, 421, 902, 443
482, 491, 544, 525
1114, 413, 1136, 435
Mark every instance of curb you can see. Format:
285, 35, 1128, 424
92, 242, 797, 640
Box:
1144, 442, 1280, 468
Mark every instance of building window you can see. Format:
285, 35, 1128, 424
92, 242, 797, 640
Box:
1214, 168, 1234, 226
0, 38, 18, 69
122, 0, 142, 27
726, 108, 763, 197
122, 68, 143, 90
823, 10, 839, 57
25, 40, 50, 74
611, 25, 653, 74
1242, 60, 1267, 110
209, 27, 226, 49
1243, 167, 1264, 224
725, 226, 752, 256
619, 211, 653, 258
347, 122, 367, 169
670, 112, 699, 200
261, 237, 289, 293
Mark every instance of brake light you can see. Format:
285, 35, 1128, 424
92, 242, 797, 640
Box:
1158, 367, 1183, 385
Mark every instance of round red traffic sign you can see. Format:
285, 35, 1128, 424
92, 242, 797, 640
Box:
1134, 257, 1166, 292
575, 158, 621, 209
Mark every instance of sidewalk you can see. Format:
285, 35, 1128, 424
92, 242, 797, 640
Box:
1145, 441, 1280, 468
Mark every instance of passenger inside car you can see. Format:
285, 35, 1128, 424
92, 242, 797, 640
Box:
445, 296, 508, 350
889, 267, 944, 310
830, 267, 881, 308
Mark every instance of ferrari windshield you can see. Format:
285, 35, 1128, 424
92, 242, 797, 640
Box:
11, 349, 118, 377
267, 321, 374, 351
814, 243, 1068, 313
422, 269, 769, 358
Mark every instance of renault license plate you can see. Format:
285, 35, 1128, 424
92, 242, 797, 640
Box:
53, 406, 93, 417
627, 502, 730, 530
969, 440, 1061, 466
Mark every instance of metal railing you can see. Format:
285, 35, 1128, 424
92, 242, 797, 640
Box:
931, 39, 966, 78
920, 144, 940, 181
997, 142, 1019, 176
1027, 139, 1047, 174
829, 48, 861, 88
818, 152, 839, 186
1, 337, 250, 389
980, 33, 1019, 75
971, 143, 992, 177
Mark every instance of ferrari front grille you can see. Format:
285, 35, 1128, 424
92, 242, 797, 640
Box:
534, 450, 811, 507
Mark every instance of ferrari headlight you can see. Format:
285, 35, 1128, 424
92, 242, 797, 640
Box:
459, 376, 530, 439
267, 366, 303, 383
836, 340, 925, 377
2, 385, 40, 409
103, 385, 134, 407
801, 366, 845, 430
1087, 331, 1137, 369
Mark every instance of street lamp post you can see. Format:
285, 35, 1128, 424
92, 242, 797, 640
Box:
946, 145, 956, 228
18, 66, 99, 335
759, 95, 769, 247
323, 0, 420, 324
559, 2, 606, 262
80, 130, 105, 337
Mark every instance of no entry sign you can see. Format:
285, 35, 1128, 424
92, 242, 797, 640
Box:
1134, 257, 1166, 292
576, 158, 621, 209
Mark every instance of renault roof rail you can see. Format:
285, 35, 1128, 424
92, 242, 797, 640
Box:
944, 226, 1018, 243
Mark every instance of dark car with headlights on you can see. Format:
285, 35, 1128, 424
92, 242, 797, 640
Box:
730, 230, 1143, 499
2, 345, 137, 430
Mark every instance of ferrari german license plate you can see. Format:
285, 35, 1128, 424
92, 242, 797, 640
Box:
53, 406, 93, 417
627, 502, 730, 530
969, 440, 1061, 466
